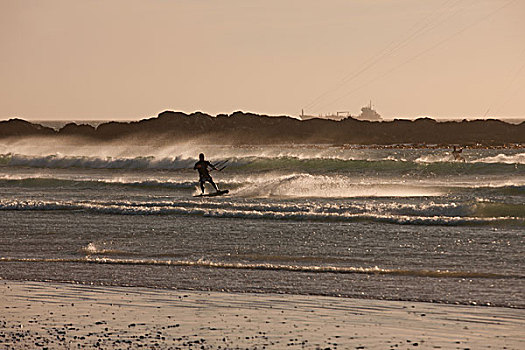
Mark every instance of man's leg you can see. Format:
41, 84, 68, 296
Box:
208, 179, 219, 192
199, 180, 205, 194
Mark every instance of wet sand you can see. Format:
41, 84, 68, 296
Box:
1, 280, 523, 349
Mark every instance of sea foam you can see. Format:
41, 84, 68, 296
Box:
1, 199, 522, 226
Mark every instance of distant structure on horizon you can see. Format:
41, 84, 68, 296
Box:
301, 101, 382, 121
354, 101, 382, 121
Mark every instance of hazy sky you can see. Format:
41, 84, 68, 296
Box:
1, 0, 524, 120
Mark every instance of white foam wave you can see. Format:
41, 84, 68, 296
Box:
474, 153, 525, 165
80, 242, 135, 256
1, 199, 522, 226
2, 172, 524, 201
0, 257, 516, 279
234, 173, 443, 198
416, 152, 525, 165
3, 149, 524, 173
415, 154, 453, 163
83, 242, 98, 254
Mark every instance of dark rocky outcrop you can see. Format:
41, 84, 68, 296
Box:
0, 118, 55, 138
0, 112, 523, 146
58, 123, 97, 137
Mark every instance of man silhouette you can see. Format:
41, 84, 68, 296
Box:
452, 146, 465, 162
194, 153, 219, 194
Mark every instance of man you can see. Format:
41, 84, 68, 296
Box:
194, 153, 219, 194
452, 146, 465, 162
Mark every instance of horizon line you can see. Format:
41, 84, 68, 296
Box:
1, 110, 525, 122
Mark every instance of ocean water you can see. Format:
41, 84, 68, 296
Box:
0, 140, 523, 308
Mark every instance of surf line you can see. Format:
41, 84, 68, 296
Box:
1, 257, 521, 280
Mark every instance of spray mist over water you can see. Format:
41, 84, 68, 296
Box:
1, 137, 524, 200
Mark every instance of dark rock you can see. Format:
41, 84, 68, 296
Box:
1, 112, 523, 145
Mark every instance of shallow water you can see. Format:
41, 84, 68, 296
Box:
1, 143, 524, 307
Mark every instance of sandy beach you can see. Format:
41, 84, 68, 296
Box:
0, 280, 523, 349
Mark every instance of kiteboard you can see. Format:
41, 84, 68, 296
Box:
193, 189, 229, 198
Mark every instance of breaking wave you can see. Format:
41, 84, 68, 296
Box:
1, 152, 524, 174
0, 198, 523, 226
2, 174, 524, 198
1, 257, 520, 279
475, 153, 525, 164
80, 242, 138, 257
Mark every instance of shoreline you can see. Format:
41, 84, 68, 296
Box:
1, 274, 522, 310
1, 280, 523, 349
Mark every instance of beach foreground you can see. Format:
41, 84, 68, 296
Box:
1, 281, 523, 349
